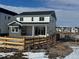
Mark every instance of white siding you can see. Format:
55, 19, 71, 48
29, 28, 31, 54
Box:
33, 17, 50, 22
16, 17, 50, 22
16, 17, 20, 21
33, 17, 39, 22
24, 17, 32, 22
44, 17, 50, 22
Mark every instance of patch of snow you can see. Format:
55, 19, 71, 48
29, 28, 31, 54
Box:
0, 51, 48, 59
1, 46, 79, 59
23, 52, 48, 59
64, 46, 79, 59
70, 46, 79, 49
0, 52, 15, 58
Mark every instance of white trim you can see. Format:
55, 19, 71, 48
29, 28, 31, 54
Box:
45, 25, 47, 36
9, 26, 19, 27
8, 21, 22, 26
10, 26, 19, 33
32, 26, 34, 36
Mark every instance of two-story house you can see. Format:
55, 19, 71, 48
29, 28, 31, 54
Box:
8, 11, 56, 37
0, 8, 17, 36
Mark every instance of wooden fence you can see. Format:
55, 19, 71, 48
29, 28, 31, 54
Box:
0, 36, 55, 51
24, 36, 55, 50
0, 37, 24, 50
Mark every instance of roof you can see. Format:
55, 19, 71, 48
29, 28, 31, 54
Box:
18, 11, 55, 15
0, 8, 17, 16
17, 11, 57, 20
8, 21, 22, 26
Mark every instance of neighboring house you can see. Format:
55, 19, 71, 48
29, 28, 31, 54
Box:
0, 8, 17, 36
8, 11, 57, 37
56, 27, 72, 33
56, 27, 79, 33
56, 27, 62, 32
63, 27, 71, 32
71, 27, 79, 33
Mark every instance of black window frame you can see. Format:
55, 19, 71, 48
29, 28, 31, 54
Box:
8, 16, 11, 20
11, 27, 19, 33
31, 17, 33, 21
20, 17, 23, 21
39, 17, 44, 21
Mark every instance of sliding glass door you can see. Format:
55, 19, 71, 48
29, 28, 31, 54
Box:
35, 26, 45, 35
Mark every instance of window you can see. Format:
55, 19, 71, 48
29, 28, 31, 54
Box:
8, 16, 11, 20
35, 27, 45, 35
39, 17, 44, 21
11, 27, 19, 33
31, 17, 33, 21
20, 17, 23, 21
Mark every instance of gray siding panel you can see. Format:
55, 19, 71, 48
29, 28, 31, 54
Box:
0, 12, 16, 34
47, 15, 56, 35
9, 27, 21, 37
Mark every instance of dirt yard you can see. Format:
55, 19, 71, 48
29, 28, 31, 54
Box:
47, 42, 73, 59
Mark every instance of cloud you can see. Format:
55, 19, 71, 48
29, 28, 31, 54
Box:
0, 4, 54, 13
1, 0, 79, 11
56, 10, 79, 27
44, 0, 79, 10
58, 0, 79, 5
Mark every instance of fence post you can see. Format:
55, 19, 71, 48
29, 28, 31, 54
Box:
23, 37, 26, 51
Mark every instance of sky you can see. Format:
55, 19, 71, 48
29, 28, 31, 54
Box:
0, 0, 79, 27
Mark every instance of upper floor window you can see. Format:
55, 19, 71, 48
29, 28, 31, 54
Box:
8, 16, 11, 20
39, 17, 44, 21
31, 17, 33, 21
20, 17, 23, 21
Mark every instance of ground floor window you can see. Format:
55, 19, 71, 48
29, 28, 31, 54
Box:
35, 26, 45, 35
11, 26, 19, 33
